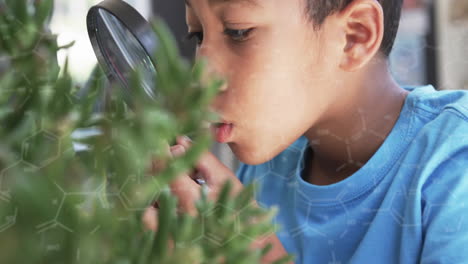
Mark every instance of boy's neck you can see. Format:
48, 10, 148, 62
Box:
302, 59, 409, 186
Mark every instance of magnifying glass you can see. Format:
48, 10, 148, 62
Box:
86, 0, 158, 100
86, 0, 207, 185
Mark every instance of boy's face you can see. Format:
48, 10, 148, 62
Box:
186, 0, 344, 165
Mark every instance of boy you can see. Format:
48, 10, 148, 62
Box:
145, 0, 468, 263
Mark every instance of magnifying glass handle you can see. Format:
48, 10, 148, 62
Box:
192, 169, 207, 185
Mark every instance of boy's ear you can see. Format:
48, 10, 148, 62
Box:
336, 0, 384, 72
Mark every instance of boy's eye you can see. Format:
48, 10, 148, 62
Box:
185, 28, 254, 46
224, 28, 254, 42
185, 31, 204, 46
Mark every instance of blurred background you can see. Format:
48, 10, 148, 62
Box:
50, 0, 468, 171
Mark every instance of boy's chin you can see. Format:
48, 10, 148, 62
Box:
228, 142, 277, 166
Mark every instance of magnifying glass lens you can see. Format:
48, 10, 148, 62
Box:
95, 8, 157, 99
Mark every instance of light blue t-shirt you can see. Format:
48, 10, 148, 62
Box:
236, 86, 468, 263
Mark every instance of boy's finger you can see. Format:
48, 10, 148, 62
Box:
170, 175, 201, 216
148, 143, 171, 175
141, 207, 175, 253
142, 206, 158, 231
197, 151, 229, 184
176, 136, 230, 182
169, 145, 201, 215
176, 136, 243, 191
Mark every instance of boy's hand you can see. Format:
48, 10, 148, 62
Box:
143, 136, 291, 263
144, 135, 244, 226
170, 136, 244, 214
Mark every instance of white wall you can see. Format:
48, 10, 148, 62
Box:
435, 0, 468, 90
51, 0, 151, 82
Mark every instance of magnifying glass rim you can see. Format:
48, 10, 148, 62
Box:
86, 0, 157, 95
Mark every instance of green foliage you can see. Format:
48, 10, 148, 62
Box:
0, 0, 293, 263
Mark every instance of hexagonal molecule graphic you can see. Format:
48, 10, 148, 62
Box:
22, 130, 61, 169
0, 199, 17, 233
269, 147, 301, 181
118, 174, 163, 211
199, 204, 241, 247
0, 162, 24, 234
237, 202, 280, 244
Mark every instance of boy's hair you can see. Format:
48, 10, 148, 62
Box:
305, 0, 403, 56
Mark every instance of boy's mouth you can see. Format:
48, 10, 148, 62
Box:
210, 122, 233, 143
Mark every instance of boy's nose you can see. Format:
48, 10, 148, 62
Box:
196, 46, 228, 93
198, 61, 228, 93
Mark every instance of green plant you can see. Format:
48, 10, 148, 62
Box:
0, 0, 293, 263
